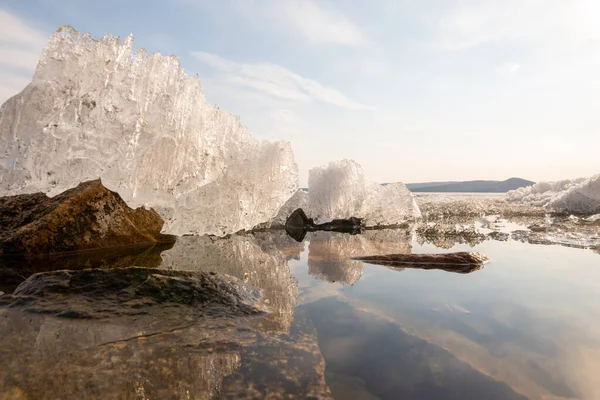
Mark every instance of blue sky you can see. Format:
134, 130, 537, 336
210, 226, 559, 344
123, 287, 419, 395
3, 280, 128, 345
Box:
1, 0, 599, 185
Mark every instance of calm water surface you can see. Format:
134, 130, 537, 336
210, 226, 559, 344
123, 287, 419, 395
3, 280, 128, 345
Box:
1, 228, 599, 399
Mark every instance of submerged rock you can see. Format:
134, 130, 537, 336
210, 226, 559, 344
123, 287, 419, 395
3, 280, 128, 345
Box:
0, 267, 264, 319
0, 306, 332, 399
160, 233, 300, 334
0, 180, 174, 254
352, 252, 488, 274
220, 311, 334, 399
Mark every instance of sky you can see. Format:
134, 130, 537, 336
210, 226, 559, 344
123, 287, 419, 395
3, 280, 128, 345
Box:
1, 0, 599, 186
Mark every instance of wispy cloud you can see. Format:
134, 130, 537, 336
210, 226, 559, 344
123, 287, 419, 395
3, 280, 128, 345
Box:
433, 0, 600, 51
184, 0, 365, 46
264, 0, 365, 46
191, 51, 374, 111
0, 10, 48, 104
496, 62, 521, 78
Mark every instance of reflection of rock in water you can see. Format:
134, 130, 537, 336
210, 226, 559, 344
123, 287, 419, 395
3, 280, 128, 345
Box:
0, 242, 174, 293
304, 297, 528, 400
220, 310, 334, 399
160, 233, 300, 334
353, 252, 487, 274
308, 229, 412, 285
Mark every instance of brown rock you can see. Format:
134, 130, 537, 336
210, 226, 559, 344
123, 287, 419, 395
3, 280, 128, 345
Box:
0, 267, 264, 319
0, 180, 174, 254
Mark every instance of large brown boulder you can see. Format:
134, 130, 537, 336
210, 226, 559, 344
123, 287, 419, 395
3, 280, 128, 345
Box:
0, 180, 174, 254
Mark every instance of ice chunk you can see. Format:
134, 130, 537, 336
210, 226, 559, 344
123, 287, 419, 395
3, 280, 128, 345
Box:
507, 174, 600, 214
307, 160, 420, 226
549, 175, 600, 214
257, 189, 308, 229
0, 26, 298, 236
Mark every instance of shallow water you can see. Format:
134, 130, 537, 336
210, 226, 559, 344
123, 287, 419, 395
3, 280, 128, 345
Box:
1, 227, 600, 399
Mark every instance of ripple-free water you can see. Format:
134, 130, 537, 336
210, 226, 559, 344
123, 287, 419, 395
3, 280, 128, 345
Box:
1, 230, 599, 399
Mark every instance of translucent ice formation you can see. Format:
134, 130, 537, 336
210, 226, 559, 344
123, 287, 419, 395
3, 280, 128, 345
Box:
507, 174, 600, 214
0, 26, 298, 236
258, 189, 308, 228
307, 160, 421, 226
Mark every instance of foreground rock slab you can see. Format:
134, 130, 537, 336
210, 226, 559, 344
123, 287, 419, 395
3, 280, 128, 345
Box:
0, 180, 174, 254
352, 252, 488, 274
0, 267, 264, 319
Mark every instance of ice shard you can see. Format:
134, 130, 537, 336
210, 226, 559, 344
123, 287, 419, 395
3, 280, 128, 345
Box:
307, 159, 421, 226
507, 174, 600, 214
0, 26, 298, 236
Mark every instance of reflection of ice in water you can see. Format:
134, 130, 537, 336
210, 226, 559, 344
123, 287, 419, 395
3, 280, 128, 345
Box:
413, 193, 600, 251
160, 231, 301, 334
307, 229, 413, 285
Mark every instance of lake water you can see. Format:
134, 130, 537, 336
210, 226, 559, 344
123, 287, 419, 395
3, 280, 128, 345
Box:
1, 226, 599, 399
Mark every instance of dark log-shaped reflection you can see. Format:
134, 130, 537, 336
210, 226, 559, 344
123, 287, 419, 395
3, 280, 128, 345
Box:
353, 252, 488, 274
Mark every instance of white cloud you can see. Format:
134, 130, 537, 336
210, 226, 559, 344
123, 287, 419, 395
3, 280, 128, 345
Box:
189, 0, 365, 46
191, 51, 374, 111
433, 0, 600, 51
267, 0, 365, 46
0, 10, 47, 48
0, 9, 48, 104
496, 62, 521, 78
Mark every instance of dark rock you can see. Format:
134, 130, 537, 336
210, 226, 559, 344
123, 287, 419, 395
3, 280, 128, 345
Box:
352, 252, 488, 274
0, 267, 265, 319
0, 179, 175, 254
286, 208, 314, 229
285, 208, 363, 242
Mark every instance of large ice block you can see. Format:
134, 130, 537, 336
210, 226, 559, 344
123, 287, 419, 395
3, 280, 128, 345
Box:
307, 160, 421, 226
0, 26, 298, 236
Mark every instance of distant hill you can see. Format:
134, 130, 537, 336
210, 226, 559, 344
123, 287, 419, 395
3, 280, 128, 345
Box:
404, 178, 535, 193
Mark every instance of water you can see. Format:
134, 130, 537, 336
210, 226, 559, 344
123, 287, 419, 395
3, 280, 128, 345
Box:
1, 228, 599, 399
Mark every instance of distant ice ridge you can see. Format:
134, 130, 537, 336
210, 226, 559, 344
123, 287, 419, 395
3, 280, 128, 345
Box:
307, 160, 421, 226
0, 26, 298, 236
507, 174, 600, 214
